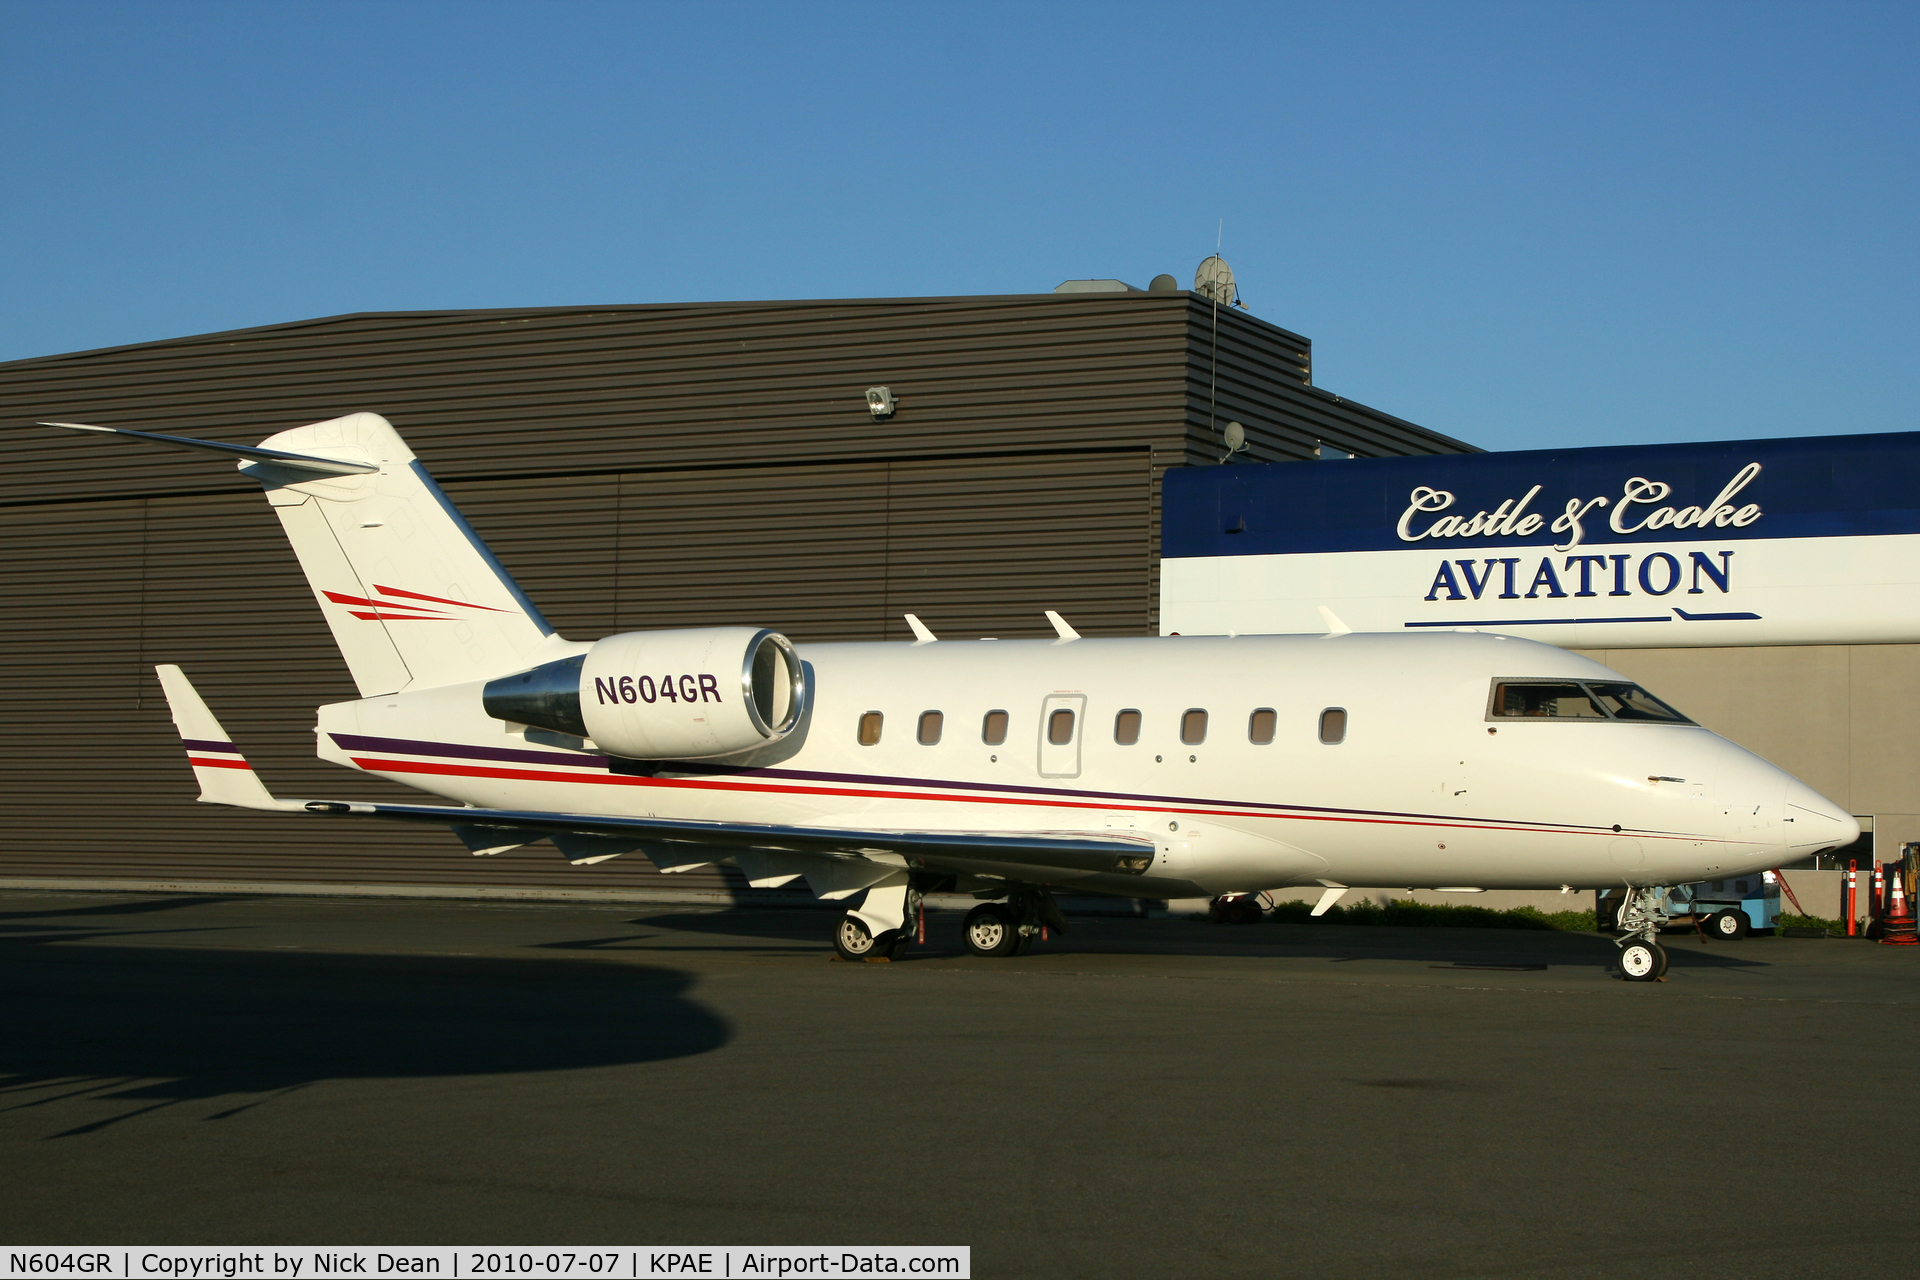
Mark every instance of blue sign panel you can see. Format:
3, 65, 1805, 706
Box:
1160, 432, 1920, 647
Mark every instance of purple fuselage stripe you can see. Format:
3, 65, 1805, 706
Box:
329, 732, 606, 767
327, 732, 1642, 837
181, 738, 239, 754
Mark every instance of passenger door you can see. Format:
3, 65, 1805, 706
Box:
1038, 694, 1087, 778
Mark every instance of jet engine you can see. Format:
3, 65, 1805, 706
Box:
482, 627, 805, 759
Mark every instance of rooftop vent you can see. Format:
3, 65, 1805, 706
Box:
1053, 279, 1142, 293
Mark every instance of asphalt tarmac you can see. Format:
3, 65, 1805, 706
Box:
1, 889, 1915, 1279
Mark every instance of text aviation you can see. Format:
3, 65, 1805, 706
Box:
1397, 463, 1763, 552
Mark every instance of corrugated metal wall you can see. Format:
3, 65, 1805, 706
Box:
0, 293, 1471, 894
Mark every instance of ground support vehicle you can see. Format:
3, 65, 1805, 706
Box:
1598, 876, 1780, 941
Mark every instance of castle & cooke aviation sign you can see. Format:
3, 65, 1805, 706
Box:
1160, 431, 1920, 647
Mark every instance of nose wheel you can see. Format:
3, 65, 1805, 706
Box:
1613, 885, 1674, 983
1618, 937, 1669, 982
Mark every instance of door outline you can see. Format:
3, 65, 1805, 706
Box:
1038, 694, 1087, 778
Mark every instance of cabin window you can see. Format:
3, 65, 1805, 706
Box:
982, 710, 1008, 745
1319, 708, 1347, 744
917, 711, 943, 745
1181, 709, 1208, 745
1249, 708, 1276, 745
858, 711, 884, 745
1114, 709, 1142, 745
1048, 708, 1076, 745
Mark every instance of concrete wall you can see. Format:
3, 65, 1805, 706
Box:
1575, 644, 1920, 855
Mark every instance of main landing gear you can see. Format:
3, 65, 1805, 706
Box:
962, 888, 1069, 959
831, 873, 921, 963
831, 880, 1069, 961
833, 911, 909, 962
1612, 885, 1672, 983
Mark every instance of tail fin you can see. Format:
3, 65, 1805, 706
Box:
53, 413, 556, 694
251, 413, 553, 693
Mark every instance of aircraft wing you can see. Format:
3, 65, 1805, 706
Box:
154, 665, 1157, 885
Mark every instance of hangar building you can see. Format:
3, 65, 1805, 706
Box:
0, 282, 1472, 898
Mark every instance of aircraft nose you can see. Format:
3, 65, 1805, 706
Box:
1785, 785, 1858, 857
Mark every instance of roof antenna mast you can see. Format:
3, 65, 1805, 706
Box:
1194, 223, 1239, 446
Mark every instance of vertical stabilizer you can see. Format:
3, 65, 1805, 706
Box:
243, 413, 554, 694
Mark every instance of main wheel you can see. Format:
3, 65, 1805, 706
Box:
1620, 938, 1666, 982
1708, 908, 1750, 941
1599, 896, 1624, 933
833, 912, 893, 961
963, 904, 1021, 958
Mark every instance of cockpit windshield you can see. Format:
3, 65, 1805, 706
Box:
1490, 680, 1693, 724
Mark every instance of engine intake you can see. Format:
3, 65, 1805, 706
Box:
483, 627, 804, 759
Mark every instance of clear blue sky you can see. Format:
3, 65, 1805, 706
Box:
2, 1, 1913, 453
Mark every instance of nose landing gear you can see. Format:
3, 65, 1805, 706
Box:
1613, 885, 1673, 983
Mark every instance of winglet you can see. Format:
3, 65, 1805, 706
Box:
903, 613, 938, 643
153, 665, 303, 811
1045, 610, 1081, 641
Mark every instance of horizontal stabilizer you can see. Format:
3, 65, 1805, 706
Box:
154, 665, 305, 811
44, 422, 380, 476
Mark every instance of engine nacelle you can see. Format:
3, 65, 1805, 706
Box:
482, 627, 804, 759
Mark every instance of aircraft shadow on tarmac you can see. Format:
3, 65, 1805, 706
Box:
625, 908, 1775, 973
0, 927, 731, 1135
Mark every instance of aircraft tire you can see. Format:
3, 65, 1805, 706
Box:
1709, 908, 1749, 941
833, 912, 882, 961
1619, 938, 1665, 982
962, 904, 1021, 958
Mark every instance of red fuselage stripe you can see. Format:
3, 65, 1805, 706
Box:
347, 755, 1715, 843
189, 757, 253, 770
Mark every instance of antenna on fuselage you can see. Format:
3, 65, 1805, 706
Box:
903, 614, 937, 643
1045, 610, 1081, 641
1315, 605, 1353, 638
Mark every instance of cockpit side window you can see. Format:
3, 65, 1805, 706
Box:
1488, 680, 1693, 724
1493, 682, 1606, 719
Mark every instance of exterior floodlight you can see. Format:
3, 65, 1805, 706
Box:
866, 386, 896, 419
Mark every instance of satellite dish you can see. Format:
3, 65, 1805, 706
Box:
1194, 255, 1237, 306
1221, 420, 1247, 463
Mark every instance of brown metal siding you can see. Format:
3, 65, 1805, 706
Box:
0, 292, 1466, 893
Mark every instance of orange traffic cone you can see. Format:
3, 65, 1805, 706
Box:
1881, 869, 1918, 946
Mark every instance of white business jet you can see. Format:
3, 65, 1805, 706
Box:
46, 413, 1858, 981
